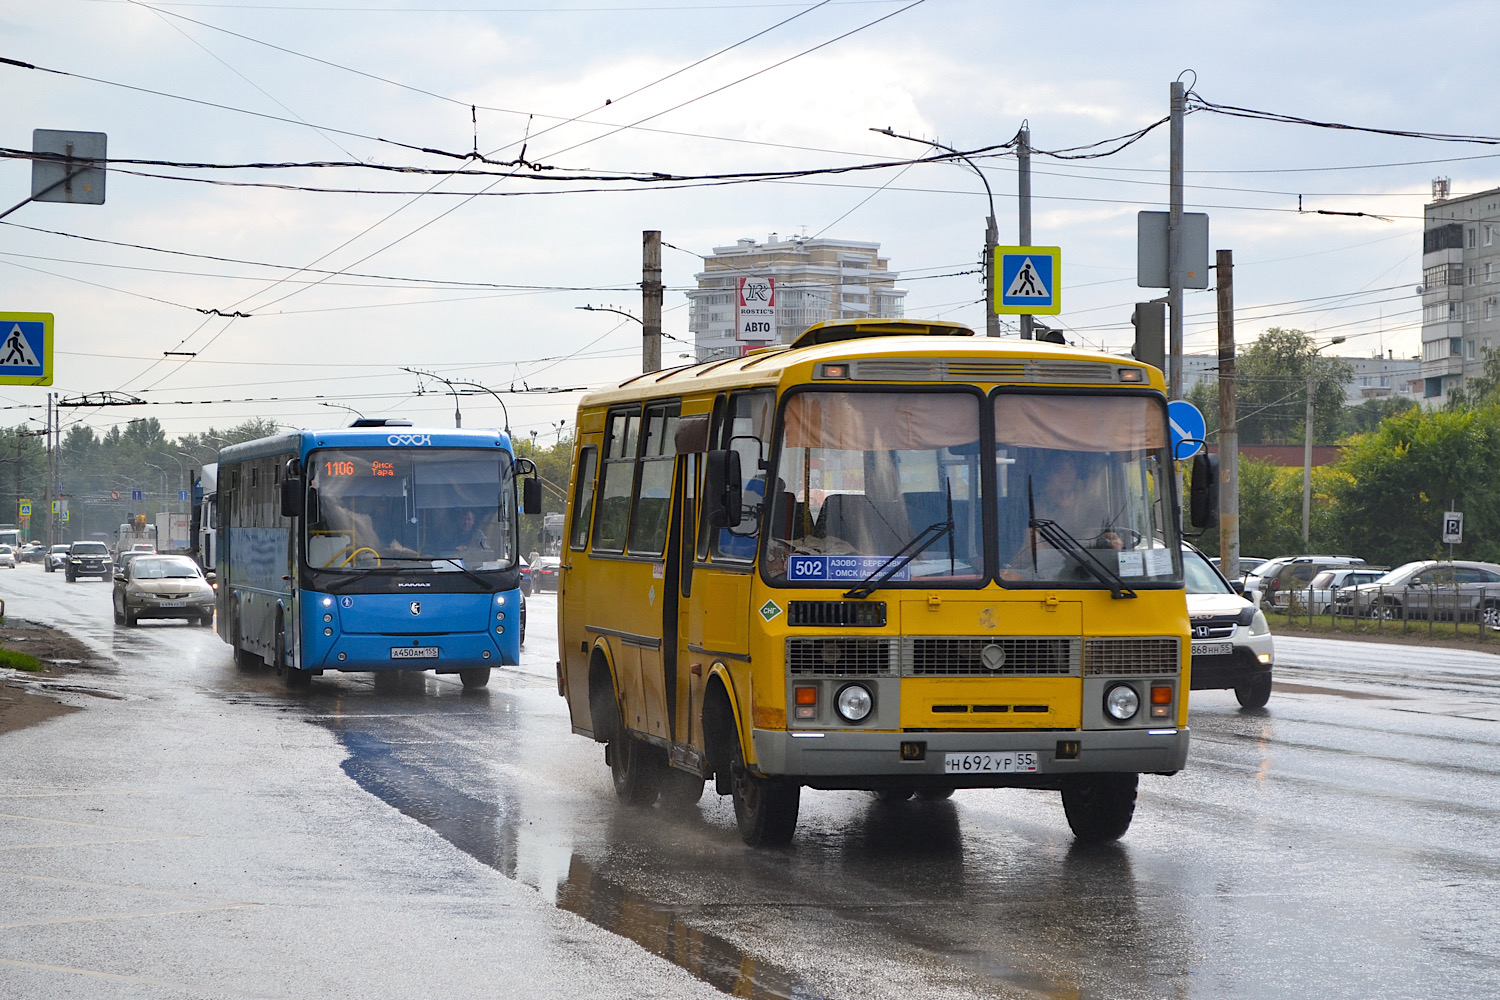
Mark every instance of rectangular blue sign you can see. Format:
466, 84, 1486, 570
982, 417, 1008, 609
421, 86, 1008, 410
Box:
786, 555, 910, 583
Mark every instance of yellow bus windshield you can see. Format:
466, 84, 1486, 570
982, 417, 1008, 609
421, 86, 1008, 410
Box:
760, 389, 1178, 588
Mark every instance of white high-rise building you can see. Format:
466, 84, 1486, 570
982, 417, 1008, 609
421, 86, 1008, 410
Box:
686, 235, 906, 361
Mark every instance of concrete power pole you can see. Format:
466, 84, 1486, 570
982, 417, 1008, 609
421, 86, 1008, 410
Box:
642, 230, 663, 373
1017, 124, 1033, 340
1168, 80, 1185, 399
1216, 249, 1239, 581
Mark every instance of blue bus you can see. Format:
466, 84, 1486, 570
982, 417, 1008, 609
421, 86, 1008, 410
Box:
216, 420, 540, 689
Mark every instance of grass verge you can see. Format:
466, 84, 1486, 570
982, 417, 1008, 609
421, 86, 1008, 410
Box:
0, 648, 47, 671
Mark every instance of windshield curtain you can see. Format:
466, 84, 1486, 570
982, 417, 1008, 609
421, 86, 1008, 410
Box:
306, 448, 515, 573
995, 394, 1179, 586
764, 391, 985, 586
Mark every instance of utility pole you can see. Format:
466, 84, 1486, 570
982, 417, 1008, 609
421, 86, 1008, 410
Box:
1215, 249, 1239, 581
1167, 80, 1185, 399
642, 230, 663, 373
1017, 124, 1032, 340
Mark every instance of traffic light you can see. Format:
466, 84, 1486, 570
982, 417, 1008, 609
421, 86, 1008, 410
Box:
1131, 302, 1166, 372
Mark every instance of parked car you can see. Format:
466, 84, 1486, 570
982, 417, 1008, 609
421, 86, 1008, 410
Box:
45, 543, 70, 572
112, 555, 216, 627
19, 541, 46, 563
0, 545, 15, 569
1209, 555, 1268, 582
1183, 543, 1275, 708
1244, 555, 1367, 609
1333, 560, 1500, 627
531, 555, 560, 592
1273, 567, 1387, 615
65, 541, 113, 581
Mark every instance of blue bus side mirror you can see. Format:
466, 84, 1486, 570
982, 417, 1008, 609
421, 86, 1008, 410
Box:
523, 477, 542, 515
280, 478, 303, 518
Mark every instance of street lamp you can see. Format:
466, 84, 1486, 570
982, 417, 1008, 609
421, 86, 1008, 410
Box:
1302, 336, 1346, 545
872, 127, 999, 338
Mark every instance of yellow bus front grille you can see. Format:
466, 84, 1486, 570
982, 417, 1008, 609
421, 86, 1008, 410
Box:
1083, 637, 1182, 675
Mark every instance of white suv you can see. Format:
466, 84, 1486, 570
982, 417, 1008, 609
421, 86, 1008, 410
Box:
1183, 544, 1276, 709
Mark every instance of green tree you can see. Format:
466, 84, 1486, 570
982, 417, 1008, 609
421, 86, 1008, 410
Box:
1192, 328, 1353, 445
1340, 395, 1417, 437
1329, 403, 1500, 566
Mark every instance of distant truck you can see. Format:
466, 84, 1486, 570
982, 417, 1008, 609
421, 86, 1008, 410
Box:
155, 512, 191, 551
116, 520, 158, 556
0, 525, 19, 549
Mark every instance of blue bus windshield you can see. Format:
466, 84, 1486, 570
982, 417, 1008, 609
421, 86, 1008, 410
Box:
305, 448, 515, 572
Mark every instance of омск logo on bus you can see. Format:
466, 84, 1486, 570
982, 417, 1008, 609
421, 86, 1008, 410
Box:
388, 434, 432, 446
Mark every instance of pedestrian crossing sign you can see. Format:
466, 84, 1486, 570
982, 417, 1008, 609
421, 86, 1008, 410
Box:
993, 246, 1061, 315
0, 313, 53, 385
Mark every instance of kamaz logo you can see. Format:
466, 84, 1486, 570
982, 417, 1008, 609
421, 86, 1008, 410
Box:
388, 434, 432, 446
410, 602, 421, 616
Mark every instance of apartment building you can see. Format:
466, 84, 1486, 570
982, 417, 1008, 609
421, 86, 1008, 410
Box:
686, 235, 906, 360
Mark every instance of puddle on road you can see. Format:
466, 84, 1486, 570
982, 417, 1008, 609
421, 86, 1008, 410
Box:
332, 723, 810, 1000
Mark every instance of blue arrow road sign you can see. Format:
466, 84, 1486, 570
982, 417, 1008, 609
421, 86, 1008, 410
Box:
178, 490, 189, 501
131, 489, 143, 501
1167, 400, 1206, 459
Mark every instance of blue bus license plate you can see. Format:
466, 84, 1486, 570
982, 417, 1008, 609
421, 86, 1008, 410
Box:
390, 647, 439, 659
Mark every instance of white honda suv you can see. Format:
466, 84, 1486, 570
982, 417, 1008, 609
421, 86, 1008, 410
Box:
1183, 544, 1276, 709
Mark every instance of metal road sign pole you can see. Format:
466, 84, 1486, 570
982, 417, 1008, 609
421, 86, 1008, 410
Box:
1168, 80, 1185, 400
1017, 125, 1032, 340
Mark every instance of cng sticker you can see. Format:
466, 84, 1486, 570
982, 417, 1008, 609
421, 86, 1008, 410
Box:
759, 599, 783, 623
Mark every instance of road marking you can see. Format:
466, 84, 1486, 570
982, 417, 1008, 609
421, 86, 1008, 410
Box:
0, 810, 184, 834
0, 956, 269, 997
0, 835, 198, 851
0, 868, 247, 900
0, 901, 262, 931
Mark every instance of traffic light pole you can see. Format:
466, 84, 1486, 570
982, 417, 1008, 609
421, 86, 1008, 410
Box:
1167, 80, 1185, 399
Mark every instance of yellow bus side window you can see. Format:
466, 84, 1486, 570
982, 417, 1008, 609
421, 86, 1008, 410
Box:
570, 446, 598, 550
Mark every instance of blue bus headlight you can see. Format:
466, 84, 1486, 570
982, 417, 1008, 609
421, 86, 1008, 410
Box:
1104, 684, 1140, 721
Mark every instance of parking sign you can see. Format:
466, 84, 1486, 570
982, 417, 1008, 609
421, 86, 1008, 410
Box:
1443, 511, 1463, 545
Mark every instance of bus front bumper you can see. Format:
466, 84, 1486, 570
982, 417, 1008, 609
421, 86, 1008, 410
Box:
751, 726, 1189, 789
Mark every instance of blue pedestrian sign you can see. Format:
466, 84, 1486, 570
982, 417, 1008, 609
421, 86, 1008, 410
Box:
993, 246, 1061, 315
1167, 400, 1206, 459
0, 313, 53, 386
131, 489, 143, 502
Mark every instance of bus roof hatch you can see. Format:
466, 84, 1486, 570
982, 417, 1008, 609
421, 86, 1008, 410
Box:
789, 318, 975, 349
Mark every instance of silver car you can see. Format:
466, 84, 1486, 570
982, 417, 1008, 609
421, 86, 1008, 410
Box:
1273, 567, 1387, 615
1333, 560, 1500, 627
113, 555, 216, 627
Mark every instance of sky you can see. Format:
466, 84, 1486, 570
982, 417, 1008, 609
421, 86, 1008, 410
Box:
3, 0, 1497, 444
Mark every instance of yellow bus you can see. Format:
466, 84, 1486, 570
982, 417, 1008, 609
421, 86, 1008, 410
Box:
556, 319, 1208, 846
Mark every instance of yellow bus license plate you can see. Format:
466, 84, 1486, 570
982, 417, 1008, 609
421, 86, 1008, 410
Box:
944, 751, 1038, 774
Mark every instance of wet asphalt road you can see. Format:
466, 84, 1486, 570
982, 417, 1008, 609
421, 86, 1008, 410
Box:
3, 565, 1500, 999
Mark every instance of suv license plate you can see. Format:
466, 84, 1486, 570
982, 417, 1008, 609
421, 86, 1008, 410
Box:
390, 646, 439, 659
1191, 641, 1233, 656
944, 751, 1039, 774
